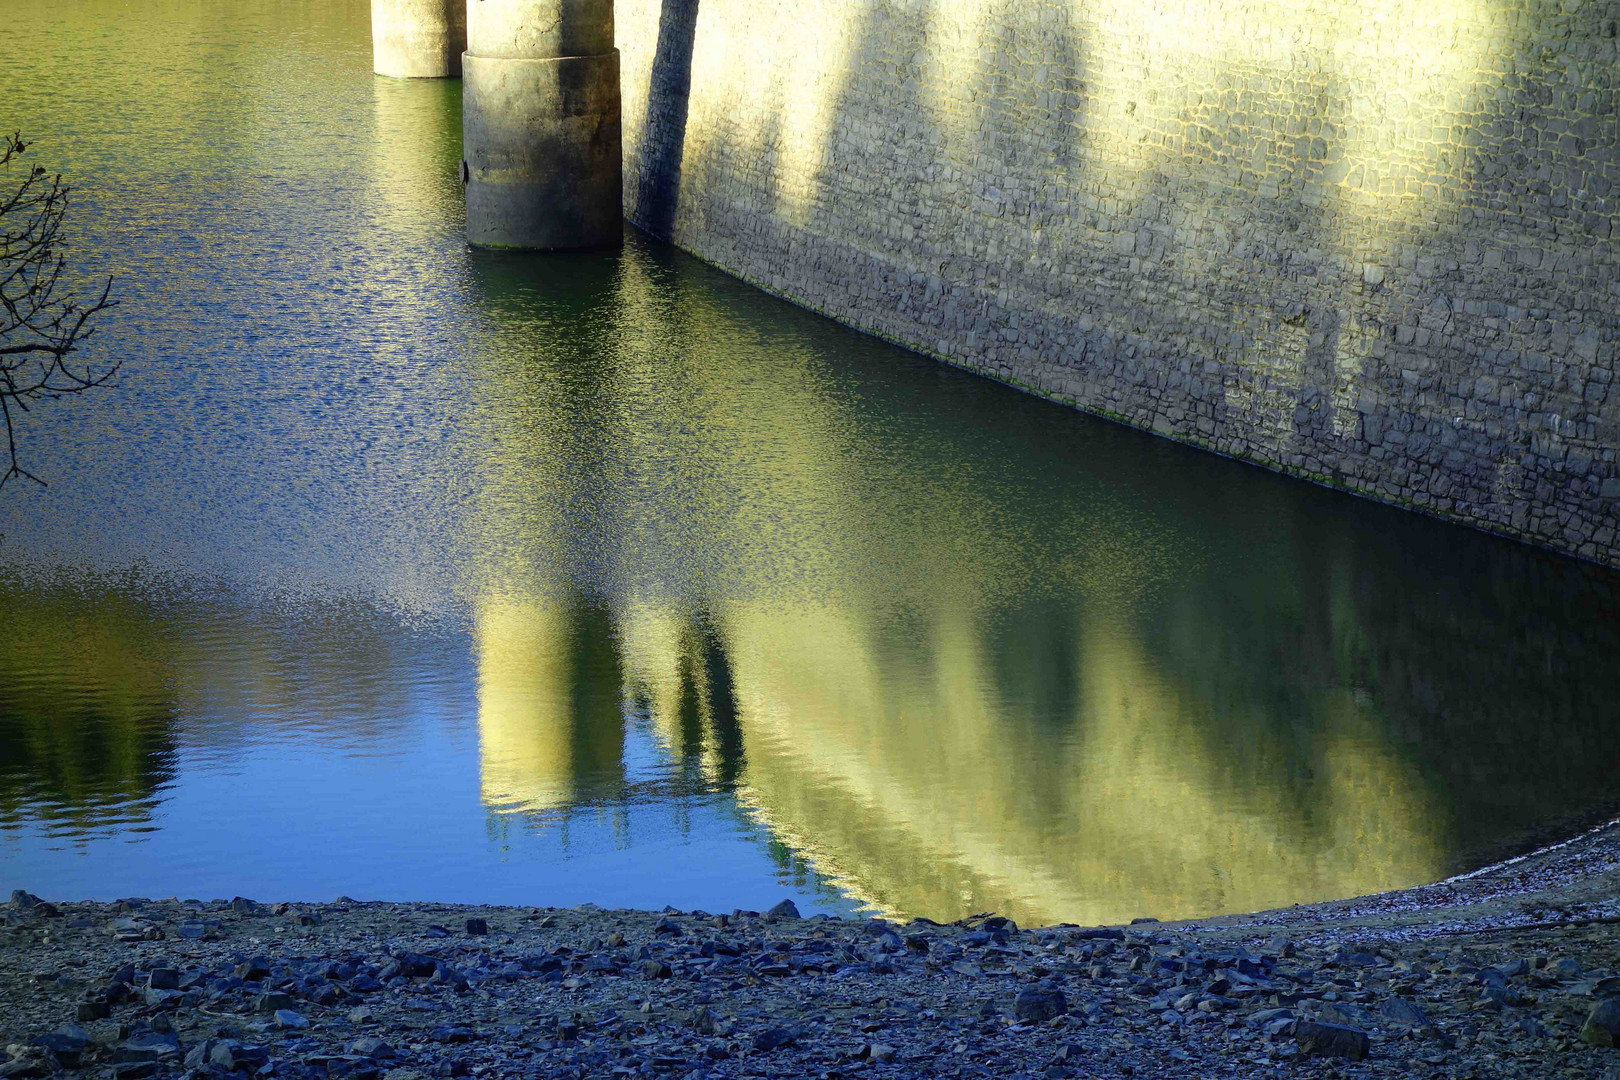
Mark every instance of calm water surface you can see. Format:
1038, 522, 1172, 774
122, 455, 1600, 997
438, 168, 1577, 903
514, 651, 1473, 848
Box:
3, 0, 1619, 924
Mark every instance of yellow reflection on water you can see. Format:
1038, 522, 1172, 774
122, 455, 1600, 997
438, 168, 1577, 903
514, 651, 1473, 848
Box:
636, 602, 1442, 925
459, 247, 1461, 925
475, 597, 626, 815
13, 0, 1605, 921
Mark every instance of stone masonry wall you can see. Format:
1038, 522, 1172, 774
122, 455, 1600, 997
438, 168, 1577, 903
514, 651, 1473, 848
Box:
617, 0, 1620, 564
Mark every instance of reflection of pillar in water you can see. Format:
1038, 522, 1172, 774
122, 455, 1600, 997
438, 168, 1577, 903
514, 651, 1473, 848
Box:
463, 0, 623, 250
476, 596, 626, 814
372, 0, 467, 79
690, 618, 746, 787
618, 602, 747, 790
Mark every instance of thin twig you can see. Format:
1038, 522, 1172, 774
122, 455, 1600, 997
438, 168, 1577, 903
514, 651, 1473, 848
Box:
0, 131, 118, 487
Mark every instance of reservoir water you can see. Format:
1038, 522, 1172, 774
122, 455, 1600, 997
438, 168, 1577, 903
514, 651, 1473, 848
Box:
4, 0, 1619, 925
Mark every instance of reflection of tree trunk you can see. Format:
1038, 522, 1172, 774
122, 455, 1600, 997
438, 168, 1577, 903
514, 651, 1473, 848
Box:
674, 648, 706, 756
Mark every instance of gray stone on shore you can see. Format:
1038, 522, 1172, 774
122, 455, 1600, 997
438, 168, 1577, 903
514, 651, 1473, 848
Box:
765, 899, 801, 921
145, 968, 180, 991
753, 1025, 799, 1051
208, 1040, 268, 1071
688, 1007, 718, 1035
1295, 1019, 1372, 1061
235, 957, 269, 980
274, 1009, 309, 1029
1014, 985, 1067, 1023
1379, 996, 1432, 1029
1320, 1000, 1377, 1028
111, 1032, 179, 1064
348, 1037, 397, 1060
28, 1029, 89, 1068
1582, 997, 1620, 1047
75, 999, 110, 1022
182, 1040, 214, 1069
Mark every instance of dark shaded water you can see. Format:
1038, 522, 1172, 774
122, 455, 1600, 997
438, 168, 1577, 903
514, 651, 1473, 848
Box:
3, 0, 1618, 924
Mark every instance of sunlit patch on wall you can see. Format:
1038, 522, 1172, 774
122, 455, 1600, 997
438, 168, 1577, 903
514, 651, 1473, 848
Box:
1332, 312, 1383, 439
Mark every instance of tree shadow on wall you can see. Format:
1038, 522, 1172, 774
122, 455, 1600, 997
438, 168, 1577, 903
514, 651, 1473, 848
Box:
632, 0, 701, 239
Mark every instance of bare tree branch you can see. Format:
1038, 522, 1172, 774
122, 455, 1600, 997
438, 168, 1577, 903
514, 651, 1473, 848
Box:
1, 131, 119, 489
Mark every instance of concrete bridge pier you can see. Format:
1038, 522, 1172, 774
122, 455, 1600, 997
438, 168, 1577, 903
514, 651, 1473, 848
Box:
462, 0, 623, 250
372, 0, 467, 78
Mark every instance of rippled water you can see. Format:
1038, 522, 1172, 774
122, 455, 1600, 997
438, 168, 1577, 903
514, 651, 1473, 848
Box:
3, 0, 1619, 924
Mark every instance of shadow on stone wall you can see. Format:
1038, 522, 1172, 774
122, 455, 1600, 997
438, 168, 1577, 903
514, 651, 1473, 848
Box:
631, 0, 702, 239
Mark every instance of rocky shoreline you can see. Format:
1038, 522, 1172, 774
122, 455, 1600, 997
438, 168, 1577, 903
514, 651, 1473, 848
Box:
4, 820, 1620, 1080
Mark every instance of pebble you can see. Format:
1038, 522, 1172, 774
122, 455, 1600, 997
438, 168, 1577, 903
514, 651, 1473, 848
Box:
144, 968, 179, 991
207, 1039, 267, 1071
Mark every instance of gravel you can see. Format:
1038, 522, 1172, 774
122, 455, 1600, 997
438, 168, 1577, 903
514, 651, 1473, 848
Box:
3, 820, 1619, 1080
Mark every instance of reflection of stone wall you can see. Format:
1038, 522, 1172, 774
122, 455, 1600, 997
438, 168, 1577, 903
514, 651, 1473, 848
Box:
681, 603, 1448, 926
453, 244, 1620, 924
619, 0, 1620, 564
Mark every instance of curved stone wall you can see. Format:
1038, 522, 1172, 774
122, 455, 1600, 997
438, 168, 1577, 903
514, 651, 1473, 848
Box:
618, 0, 1620, 564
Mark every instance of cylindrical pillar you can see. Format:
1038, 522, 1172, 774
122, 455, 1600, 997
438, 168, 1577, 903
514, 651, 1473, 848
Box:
372, 0, 467, 78
463, 1, 623, 250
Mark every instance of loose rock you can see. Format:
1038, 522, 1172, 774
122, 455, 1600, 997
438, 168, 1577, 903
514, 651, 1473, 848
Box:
1014, 986, 1066, 1023
765, 899, 801, 921
1583, 997, 1620, 1047
1295, 1020, 1371, 1061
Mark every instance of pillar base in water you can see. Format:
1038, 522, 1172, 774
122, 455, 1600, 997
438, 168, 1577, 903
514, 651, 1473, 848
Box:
372, 0, 466, 79
463, 52, 624, 251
